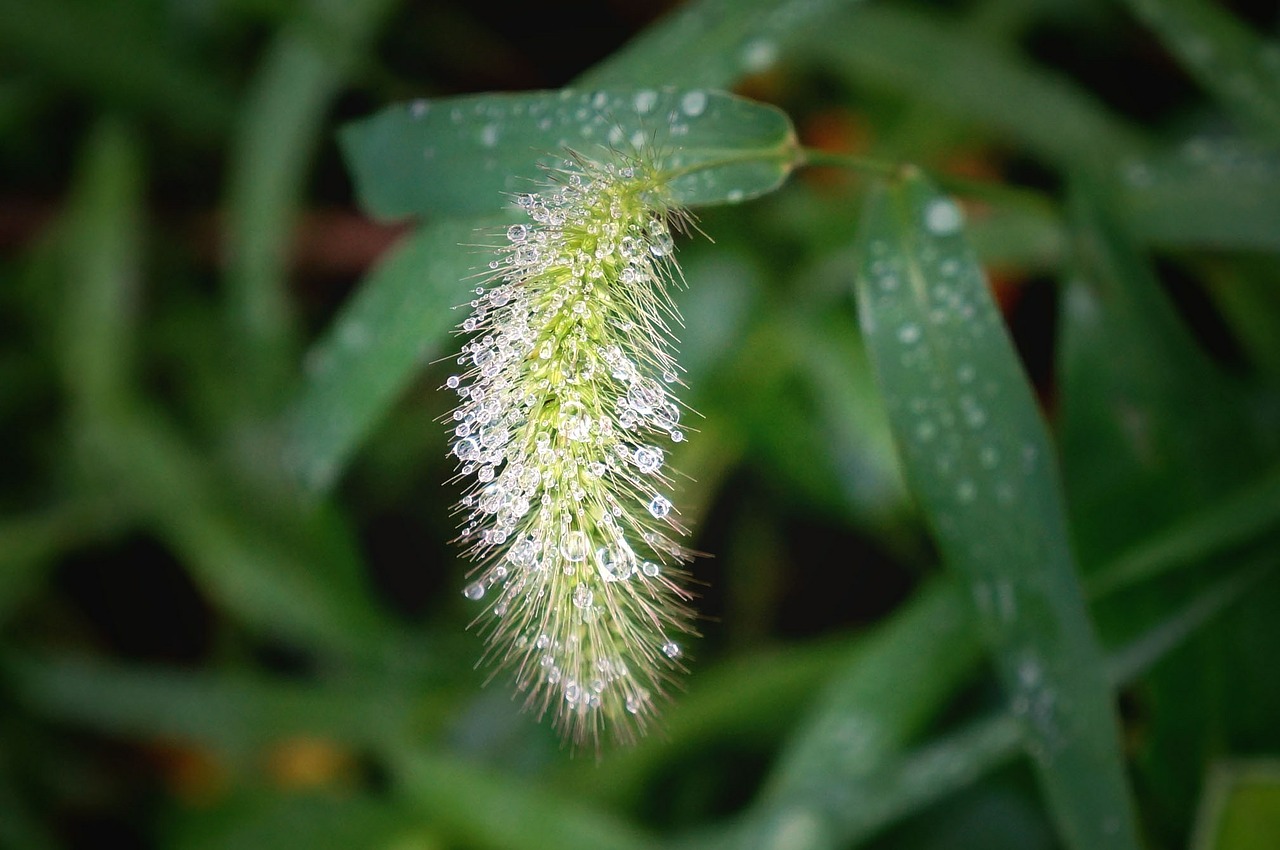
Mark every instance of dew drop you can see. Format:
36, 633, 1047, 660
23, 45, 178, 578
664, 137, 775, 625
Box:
897, 324, 921, 345
462, 582, 485, 601
740, 38, 778, 72
597, 546, 634, 582
648, 495, 672, 519
633, 90, 657, 114
561, 530, 588, 562
924, 198, 963, 235
662, 640, 682, 659
507, 223, 528, 243
480, 123, 500, 147
633, 445, 664, 473
680, 90, 708, 117
573, 583, 593, 609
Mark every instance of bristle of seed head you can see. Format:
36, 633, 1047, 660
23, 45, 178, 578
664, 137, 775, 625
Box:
445, 149, 697, 747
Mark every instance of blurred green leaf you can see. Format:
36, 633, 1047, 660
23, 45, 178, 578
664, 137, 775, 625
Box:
171, 792, 418, 850
287, 217, 500, 494
340, 89, 797, 220
7, 655, 429, 756
577, 0, 864, 89
852, 170, 1139, 850
1060, 178, 1277, 845
1117, 138, 1280, 252
966, 204, 1066, 274
1059, 180, 1260, 571
83, 407, 390, 654
764, 578, 979, 797
795, 5, 1145, 173
1205, 257, 1280, 378
1191, 761, 1280, 850
395, 752, 651, 850
0, 0, 234, 137
1088, 468, 1280, 597
1120, 0, 1280, 145
58, 116, 142, 417
561, 631, 863, 805
682, 554, 1263, 850
223, 0, 398, 406
0, 502, 124, 623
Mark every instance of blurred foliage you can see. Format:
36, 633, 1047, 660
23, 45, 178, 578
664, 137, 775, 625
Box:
2, 1, 1280, 849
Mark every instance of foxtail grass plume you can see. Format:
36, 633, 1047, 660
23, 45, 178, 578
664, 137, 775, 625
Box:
446, 148, 697, 746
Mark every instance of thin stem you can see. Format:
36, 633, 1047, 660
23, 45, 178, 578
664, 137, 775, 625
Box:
798, 146, 1058, 216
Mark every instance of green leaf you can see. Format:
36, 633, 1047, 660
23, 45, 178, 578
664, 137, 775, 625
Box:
222, 0, 398, 405
340, 88, 797, 220
59, 116, 143, 416
287, 217, 501, 494
1120, 0, 1280, 146
171, 792, 416, 850
576, 0, 864, 89
1088, 468, 1280, 597
1059, 179, 1260, 570
0, 0, 234, 138
794, 5, 1144, 173
1117, 138, 1280, 252
0, 502, 124, 623
680, 556, 1262, 850
6, 655, 428, 755
764, 578, 980, 797
1192, 761, 1280, 850
395, 752, 651, 850
852, 170, 1140, 850
85, 406, 390, 654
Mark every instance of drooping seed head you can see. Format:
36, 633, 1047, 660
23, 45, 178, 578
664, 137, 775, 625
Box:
446, 149, 697, 746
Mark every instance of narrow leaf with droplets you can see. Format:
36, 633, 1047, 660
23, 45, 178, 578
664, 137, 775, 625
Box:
339, 88, 797, 220
852, 169, 1141, 850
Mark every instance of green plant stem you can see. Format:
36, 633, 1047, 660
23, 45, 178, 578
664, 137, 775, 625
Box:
799, 146, 1058, 216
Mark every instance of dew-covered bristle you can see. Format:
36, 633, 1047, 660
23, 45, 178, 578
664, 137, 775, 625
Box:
446, 151, 697, 747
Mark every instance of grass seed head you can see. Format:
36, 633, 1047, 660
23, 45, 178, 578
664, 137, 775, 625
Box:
446, 148, 697, 747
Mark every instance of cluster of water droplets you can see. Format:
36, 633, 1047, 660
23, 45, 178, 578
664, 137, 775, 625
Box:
445, 152, 696, 744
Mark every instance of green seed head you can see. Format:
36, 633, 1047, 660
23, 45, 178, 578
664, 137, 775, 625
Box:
447, 150, 697, 746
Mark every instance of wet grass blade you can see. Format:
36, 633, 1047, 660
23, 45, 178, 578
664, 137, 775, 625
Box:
795, 5, 1145, 173
852, 169, 1140, 850
1117, 137, 1280, 252
340, 88, 797, 219
1120, 0, 1280, 146
576, 0, 865, 89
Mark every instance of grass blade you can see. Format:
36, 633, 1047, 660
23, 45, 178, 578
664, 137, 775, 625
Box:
1120, 0, 1280, 145
852, 169, 1139, 850
0, 0, 233, 137
340, 89, 797, 220
1059, 179, 1261, 569
577, 0, 865, 89
287, 217, 499, 494
1118, 138, 1280, 252
764, 578, 980, 798
223, 0, 397, 406
795, 5, 1144, 173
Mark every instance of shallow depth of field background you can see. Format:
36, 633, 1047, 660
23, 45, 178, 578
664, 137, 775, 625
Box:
3, 1, 1280, 849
